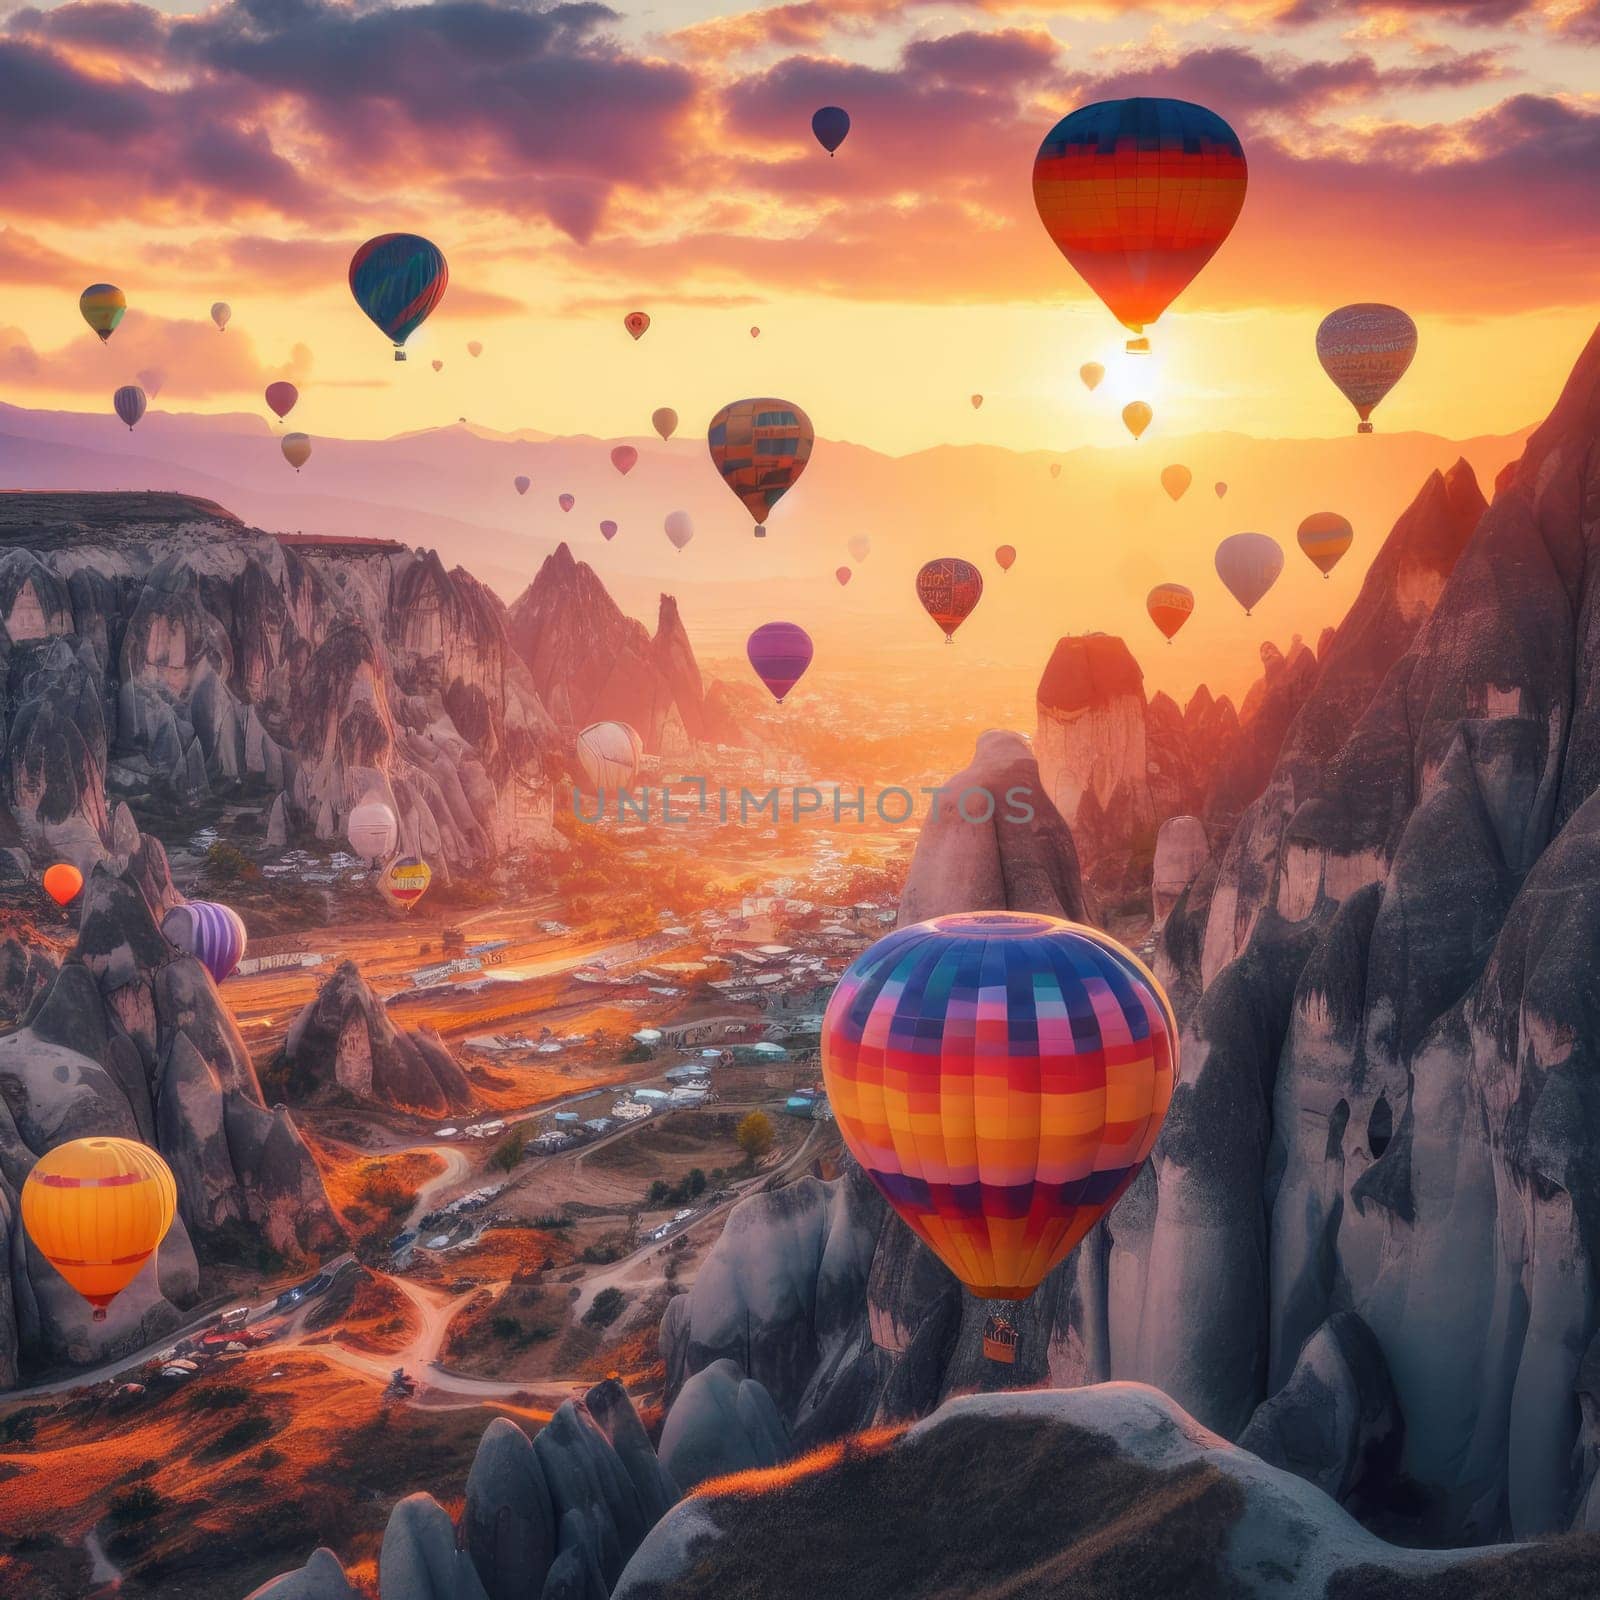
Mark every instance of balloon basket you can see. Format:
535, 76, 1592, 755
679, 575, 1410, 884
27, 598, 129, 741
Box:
982, 1314, 1018, 1364
1126, 336, 1150, 355
1358, 422, 1373, 434
394, 349, 406, 362
92, 1307, 108, 1322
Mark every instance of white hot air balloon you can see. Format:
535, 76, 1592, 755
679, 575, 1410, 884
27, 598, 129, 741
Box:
347, 798, 398, 861
664, 510, 694, 552
576, 722, 644, 792
1214, 532, 1285, 616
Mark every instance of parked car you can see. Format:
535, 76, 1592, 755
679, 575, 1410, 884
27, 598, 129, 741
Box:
218, 1306, 251, 1331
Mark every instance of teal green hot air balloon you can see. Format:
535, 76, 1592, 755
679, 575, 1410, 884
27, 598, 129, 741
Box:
348, 234, 449, 361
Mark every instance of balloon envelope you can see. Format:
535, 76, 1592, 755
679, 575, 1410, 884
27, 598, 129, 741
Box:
1147, 582, 1195, 640
847, 535, 870, 563
747, 621, 814, 703
1034, 98, 1247, 351
559, 493, 575, 512
1298, 511, 1354, 576
812, 105, 850, 154
22, 1137, 177, 1319
1160, 464, 1191, 501
916, 558, 983, 640
514, 475, 530, 496
836, 566, 852, 586
136, 366, 165, 398
624, 311, 650, 340
43, 862, 83, 906
348, 799, 398, 860
1122, 401, 1152, 440
822, 911, 1176, 1299
1215, 531, 1284, 614
432, 359, 444, 372
1214, 481, 1228, 499
161, 901, 247, 984
577, 721, 644, 790
1317, 304, 1417, 432
652, 407, 678, 440
600, 519, 618, 541
995, 544, 1017, 571
210, 301, 231, 331
113, 386, 146, 430
664, 510, 694, 551
750, 326, 760, 338
379, 856, 432, 911
80, 284, 125, 343
1079, 363, 1104, 391
970, 394, 983, 410
265, 381, 298, 420
467, 340, 483, 357
281, 432, 312, 471
1050, 463, 1062, 479
348, 233, 448, 359
610, 445, 638, 476
707, 397, 814, 534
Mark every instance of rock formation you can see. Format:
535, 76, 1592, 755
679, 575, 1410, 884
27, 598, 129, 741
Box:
656, 1357, 791, 1491
1152, 814, 1208, 925
277, 960, 472, 1114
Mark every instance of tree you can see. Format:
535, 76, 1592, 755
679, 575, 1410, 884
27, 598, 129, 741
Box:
736, 1111, 774, 1166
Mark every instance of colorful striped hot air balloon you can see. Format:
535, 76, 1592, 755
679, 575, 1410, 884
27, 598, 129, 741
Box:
1316, 304, 1417, 433
747, 622, 814, 703
21, 1137, 177, 1320
821, 912, 1176, 1300
160, 901, 247, 984
1298, 512, 1353, 577
348, 233, 448, 361
576, 721, 644, 791
624, 311, 650, 340
113, 386, 146, 430
916, 558, 983, 642
1215, 532, 1284, 615
652, 408, 678, 440
812, 105, 850, 155
1034, 98, 1247, 354
708, 397, 814, 537
1147, 582, 1195, 641
80, 284, 126, 343
379, 856, 432, 911
611, 445, 638, 476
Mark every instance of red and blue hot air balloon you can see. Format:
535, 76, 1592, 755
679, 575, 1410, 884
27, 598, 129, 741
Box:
160, 901, 247, 984
812, 106, 850, 156
708, 398, 814, 538
915, 558, 983, 643
747, 622, 813, 703
348, 234, 449, 362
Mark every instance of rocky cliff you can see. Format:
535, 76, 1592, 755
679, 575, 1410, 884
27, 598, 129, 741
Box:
0, 493, 563, 875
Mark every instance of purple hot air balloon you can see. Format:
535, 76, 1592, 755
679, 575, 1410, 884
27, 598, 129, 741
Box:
747, 621, 814, 704
161, 900, 247, 983
113, 385, 146, 431
600, 520, 618, 541
559, 493, 575, 513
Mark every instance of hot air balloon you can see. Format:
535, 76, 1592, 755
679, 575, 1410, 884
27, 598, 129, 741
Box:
1080, 363, 1104, 391
210, 301, 231, 332
611, 445, 638, 476
348, 799, 398, 860
600, 520, 618, 541
1050, 463, 1062, 479
971, 394, 983, 410
652, 407, 678, 440
80, 284, 125, 343
576, 721, 644, 791
836, 566, 852, 586
822, 911, 1176, 1300
348, 233, 448, 361
559, 493, 575, 513
1160, 464, 1191, 501
281, 432, 312, 472
747, 622, 814, 704
1215, 532, 1284, 615
1298, 511, 1353, 577
22, 1137, 177, 1321
665, 510, 694, 551
379, 856, 432, 911
43, 862, 83, 906
136, 367, 165, 398
707, 397, 814, 537
514, 475, 530, 496
467, 340, 483, 358
624, 311, 651, 340
916, 558, 983, 643
750, 327, 761, 339
1316, 304, 1417, 433
1214, 481, 1228, 499
265, 381, 298, 421
1122, 402, 1152, 440
161, 901, 247, 983
432, 359, 444, 373
847, 535, 870, 563
1034, 98, 1247, 354
1147, 582, 1195, 642
995, 545, 1017, 571
113, 386, 146, 430
812, 105, 850, 156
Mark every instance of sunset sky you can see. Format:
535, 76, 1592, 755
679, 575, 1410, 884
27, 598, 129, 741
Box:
0, 0, 1596, 456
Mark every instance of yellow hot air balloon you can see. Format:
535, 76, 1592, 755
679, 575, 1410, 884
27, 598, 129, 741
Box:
282, 432, 312, 472
1123, 401, 1152, 440
79, 284, 126, 343
22, 1137, 177, 1320
1297, 512, 1353, 577
1160, 464, 1191, 501
1079, 363, 1104, 392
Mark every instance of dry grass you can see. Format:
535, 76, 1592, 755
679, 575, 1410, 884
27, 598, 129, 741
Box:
304, 1140, 443, 1244
407, 1225, 575, 1290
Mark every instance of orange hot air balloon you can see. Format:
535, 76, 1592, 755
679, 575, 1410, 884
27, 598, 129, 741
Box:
22, 1137, 177, 1320
432, 359, 444, 372
836, 566, 852, 586
1080, 363, 1104, 391
1160, 464, 1191, 501
1298, 511, 1353, 577
995, 544, 1016, 571
971, 394, 983, 410
916, 557, 983, 643
1147, 582, 1195, 642
707, 397, 814, 537
624, 311, 650, 340
1123, 402, 1152, 440
43, 862, 84, 906
1316, 304, 1417, 433
1034, 99, 1247, 354
652, 407, 678, 440
1050, 463, 1062, 479
749, 326, 761, 338
1214, 481, 1228, 499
